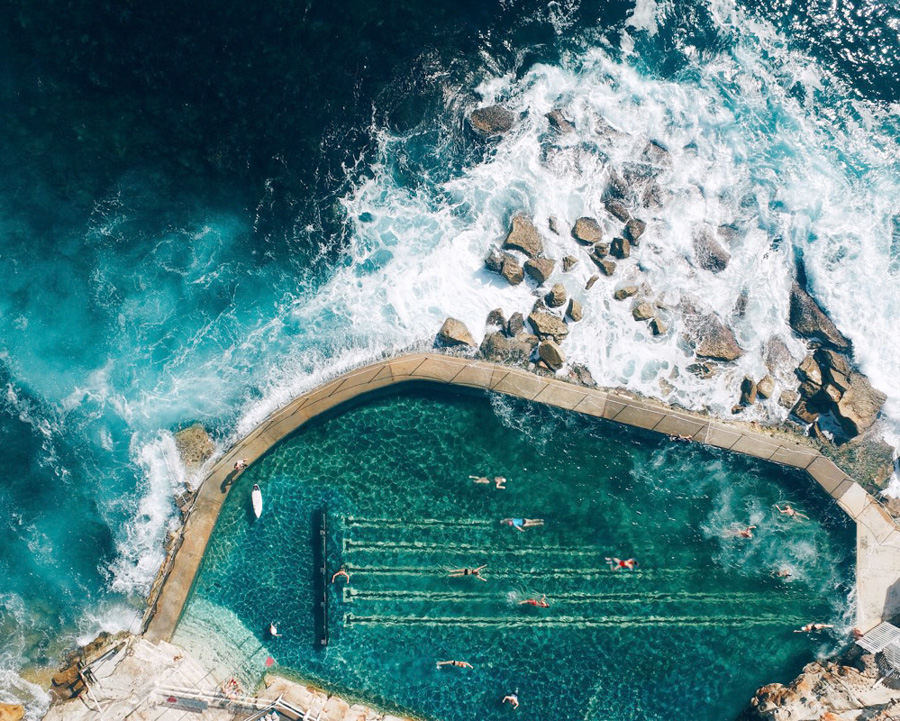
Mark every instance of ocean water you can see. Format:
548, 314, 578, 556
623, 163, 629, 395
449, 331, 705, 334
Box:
177, 388, 854, 721
0, 0, 898, 717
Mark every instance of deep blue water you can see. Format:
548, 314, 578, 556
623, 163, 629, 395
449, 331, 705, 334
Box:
0, 0, 898, 717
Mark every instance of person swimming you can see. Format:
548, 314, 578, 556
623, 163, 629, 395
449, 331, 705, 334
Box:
795, 622, 833, 633
501, 518, 544, 532
519, 594, 550, 608
724, 525, 757, 538
449, 564, 487, 581
502, 692, 520, 709
775, 503, 809, 521
470, 475, 507, 489
436, 659, 474, 669
331, 566, 350, 584
268, 622, 282, 638
605, 557, 637, 570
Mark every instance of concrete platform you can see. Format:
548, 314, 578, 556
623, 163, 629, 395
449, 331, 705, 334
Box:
145, 352, 900, 643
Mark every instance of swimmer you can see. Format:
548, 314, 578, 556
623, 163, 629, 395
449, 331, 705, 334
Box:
519, 595, 550, 608
436, 660, 473, 669
772, 567, 793, 579
268, 622, 282, 638
775, 503, 809, 521
449, 564, 487, 581
724, 525, 757, 538
606, 557, 637, 570
501, 518, 544, 532
794, 622, 833, 633
502, 693, 520, 709
668, 433, 692, 442
494, 476, 507, 489
331, 567, 350, 584
234, 458, 248, 471
470, 475, 491, 484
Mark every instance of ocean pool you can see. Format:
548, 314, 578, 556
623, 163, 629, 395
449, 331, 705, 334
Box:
177, 387, 854, 721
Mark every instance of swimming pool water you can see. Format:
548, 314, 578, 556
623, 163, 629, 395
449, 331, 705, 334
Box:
178, 388, 854, 721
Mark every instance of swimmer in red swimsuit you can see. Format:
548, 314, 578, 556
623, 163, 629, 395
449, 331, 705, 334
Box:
519, 594, 550, 608
606, 557, 637, 570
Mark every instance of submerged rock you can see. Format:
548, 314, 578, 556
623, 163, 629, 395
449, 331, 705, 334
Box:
174, 424, 215, 471
632, 302, 655, 321
548, 216, 560, 234
546, 109, 575, 134
604, 198, 630, 222
591, 255, 616, 276
693, 225, 730, 273
469, 105, 515, 135
585, 275, 600, 290
486, 308, 506, 328
788, 282, 850, 350
503, 214, 544, 258
614, 286, 639, 301
437, 318, 477, 348
562, 255, 578, 272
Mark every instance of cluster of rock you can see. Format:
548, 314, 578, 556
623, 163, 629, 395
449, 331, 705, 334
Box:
174, 423, 216, 472
464, 104, 887, 443
49, 631, 128, 703
740, 652, 900, 721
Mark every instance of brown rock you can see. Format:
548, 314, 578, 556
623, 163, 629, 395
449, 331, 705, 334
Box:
789, 282, 850, 350
614, 286, 639, 301
0, 704, 24, 721
437, 318, 477, 348
604, 198, 630, 222
506, 312, 525, 337
610, 236, 631, 259
503, 214, 544, 258
562, 255, 578, 272
592, 256, 616, 276
470, 105, 515, 135
693, 225, 731, 273
815, 349, 852, 391
567, 298, 583, 322
486, 308, 506, 328
528, 311, 570, 342
484, 246, 505, 273
545, 283, 567, 308
585, 275, 600, 290
650, 317, 667, 335
479, 332, 534, 364
524, 257, 556, 285
572, 217, 603, 244
792, 399, 820, 423
500, 256, 524, 285
687, 362, 716, 379
797, 355, 823, 386
740, 377, 758, 406
798, 378, 822, 400
591, 242, 609, 258
756, 375, 776, 399
834, 372, 887, 436
778, 389, 800, 410
689, 314, 743, 361
538, 339, 566, 370
632, 302, 655, 321
624, 219, 646, 243
764, 336, 798, 374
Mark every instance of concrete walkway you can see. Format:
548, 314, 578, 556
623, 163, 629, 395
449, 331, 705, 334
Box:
144, 352, 900, 643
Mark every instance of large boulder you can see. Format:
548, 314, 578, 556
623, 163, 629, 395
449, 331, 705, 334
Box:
788, 282, 850, 350
500, 256, 525, 285
687, 313, 743, 361
545, 283, 567, 308
479, 332, 535, 364
539, 340, 566, 370
503, 214, 544, 258
528, 311, 569, 342
524, 257, 555, 284
174, 424, 215, 471
572, 217, 603, 244
437, 318, 477, 348
0, 704, 24, 721
506, 312, 525, 337
834, 372, 887, 436
469, 105, 515, 136
693, 225, 730, 273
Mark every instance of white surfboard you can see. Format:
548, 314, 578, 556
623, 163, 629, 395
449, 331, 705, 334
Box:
251, 484, 263, 518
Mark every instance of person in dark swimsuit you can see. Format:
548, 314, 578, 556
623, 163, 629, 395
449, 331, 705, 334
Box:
449, 564, 487, 581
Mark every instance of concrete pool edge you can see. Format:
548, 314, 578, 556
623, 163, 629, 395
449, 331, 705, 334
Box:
144, 351, 900, 645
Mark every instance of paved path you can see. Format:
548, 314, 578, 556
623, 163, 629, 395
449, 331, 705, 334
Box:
144, 352, 900, 642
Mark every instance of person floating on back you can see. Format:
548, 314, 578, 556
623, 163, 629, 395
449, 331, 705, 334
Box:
449, 564, 487, 582
519, 594, 550, 608
331, 566, 350, 584
436, 659, 473, 669
502, 692, 520, 709
501, 518, 544, 532
606, 557, 637, 570
470, 475, 507, 489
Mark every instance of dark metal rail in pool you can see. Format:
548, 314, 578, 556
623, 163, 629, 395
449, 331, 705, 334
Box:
315, 506, 329, 647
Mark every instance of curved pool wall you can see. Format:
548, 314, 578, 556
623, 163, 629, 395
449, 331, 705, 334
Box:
145, 352, 900, 647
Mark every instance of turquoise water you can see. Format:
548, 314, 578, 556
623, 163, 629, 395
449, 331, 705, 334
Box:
181, 388, 853, 721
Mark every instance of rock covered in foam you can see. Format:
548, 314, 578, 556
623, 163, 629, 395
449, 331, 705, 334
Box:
479, 332, 535, 364
693, 225, 731, 273
682, 306, 743, 362
469, 105, 515, 135
528, 311, 569, 342
546, 109, 575, 134
437, 318, 477, 348
789, 282, 850, 350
